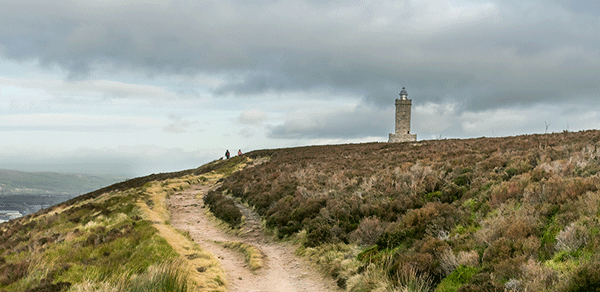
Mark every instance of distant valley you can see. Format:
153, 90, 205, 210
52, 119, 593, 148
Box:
0, 169, 124, 221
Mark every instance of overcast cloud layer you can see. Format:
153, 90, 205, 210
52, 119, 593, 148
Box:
1, 0, 599, 175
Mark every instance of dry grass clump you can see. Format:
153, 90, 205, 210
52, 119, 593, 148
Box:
555, 222, 588, 252
215, 241, 265, 271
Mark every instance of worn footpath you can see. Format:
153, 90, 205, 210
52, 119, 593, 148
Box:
168, 183, 339, 292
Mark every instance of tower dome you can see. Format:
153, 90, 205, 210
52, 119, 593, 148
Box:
399, 87, 408, 100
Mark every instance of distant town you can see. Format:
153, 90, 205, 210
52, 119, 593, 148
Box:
0, 194, 77, 222
0, 169, 124, 223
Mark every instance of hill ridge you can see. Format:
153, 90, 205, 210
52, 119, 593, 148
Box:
2, 130, 600, 291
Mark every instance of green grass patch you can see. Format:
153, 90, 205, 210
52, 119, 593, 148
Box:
435, 265, 480, 292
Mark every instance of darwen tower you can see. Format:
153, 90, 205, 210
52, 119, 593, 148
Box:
388, 87, 417, 143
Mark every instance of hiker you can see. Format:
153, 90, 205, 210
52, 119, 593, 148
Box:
225, 149, 230, 159
238, 149, 243, 156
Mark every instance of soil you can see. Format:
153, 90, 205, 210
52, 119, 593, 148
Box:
168, 183, 340, 292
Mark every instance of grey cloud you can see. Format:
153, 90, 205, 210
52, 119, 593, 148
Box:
1, 0, 599, 114
268, 105, 393, 139
1, 77, 187, 100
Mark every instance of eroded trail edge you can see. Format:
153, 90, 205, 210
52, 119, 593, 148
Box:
168, 182, 339, 292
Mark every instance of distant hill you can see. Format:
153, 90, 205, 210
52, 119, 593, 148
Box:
0, 169, 124, 195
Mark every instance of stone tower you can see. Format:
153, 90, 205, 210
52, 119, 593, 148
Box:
388, 87, 417, 143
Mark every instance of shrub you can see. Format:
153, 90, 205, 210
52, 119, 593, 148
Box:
349, 216, 385, 246
0, 260, 29, 286
438, 249, 459, 276
520, 258, 558, 292
556, 222, 588, 252
304, 217, 336, 247
565, 261, 600, 292
389, 251, 437, 286
23, 281, 71, 292
457, 272, 502, 292
203, 190, 242, 227
456, 251, 479, 267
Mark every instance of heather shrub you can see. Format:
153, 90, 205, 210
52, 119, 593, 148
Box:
0, 260, 29, 286
565, 260, 600, 292
439, 183, 467, 204
378, 202, 456, 249
519, 258, 558, 292
492, 255, 527, 283
504, 167, 519, 180
488, 179, 527, 207
203, 190, 242, 227
349, 216, 386, 246
265, 195, 326, 238
556, 222, 588, 253
453, 174, 471, 187
329, 197, 366, 233
477, 202, 541, 246
543, 176, 598, 204
481, 237, 514, 265
304, 217, 337, 247
389, 249, 440, 286
456, 251, 479, 267
457, 272, 502, 292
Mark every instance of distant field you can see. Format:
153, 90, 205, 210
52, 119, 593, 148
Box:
0, 169, 124, 195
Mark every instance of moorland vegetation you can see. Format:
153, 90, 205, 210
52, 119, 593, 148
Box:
3, 130, 600, 291
211, 130, 600, 291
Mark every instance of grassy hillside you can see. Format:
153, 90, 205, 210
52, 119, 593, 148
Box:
213, 130, 600, 291
0, 169, 124, 195
3, 130, 600, 291
0, 157, 247, 292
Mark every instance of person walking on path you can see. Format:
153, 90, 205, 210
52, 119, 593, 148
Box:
225, 150, 230, 159
238, 149, 243, 156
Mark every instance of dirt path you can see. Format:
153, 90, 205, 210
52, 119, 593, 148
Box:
168, 183, 339, 292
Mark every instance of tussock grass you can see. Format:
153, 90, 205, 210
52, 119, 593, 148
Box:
299, 243, 362, 289
68, 261, 189, 292
215, 241, 265, 271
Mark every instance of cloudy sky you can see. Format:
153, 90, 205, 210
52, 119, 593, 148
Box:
1, 0, 599, 176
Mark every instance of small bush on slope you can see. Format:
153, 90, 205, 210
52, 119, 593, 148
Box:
204, 190, 242, 227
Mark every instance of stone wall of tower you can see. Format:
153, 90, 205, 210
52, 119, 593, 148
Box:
395, 99, 412, 134
389, 98, 416, 143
